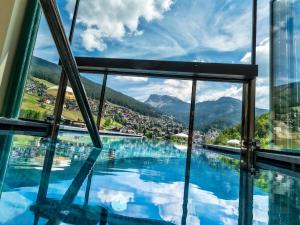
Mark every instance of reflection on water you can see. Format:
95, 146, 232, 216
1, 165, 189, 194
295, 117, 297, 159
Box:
0, 133, 300, 224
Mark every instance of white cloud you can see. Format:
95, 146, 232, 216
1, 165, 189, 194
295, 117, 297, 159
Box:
66, 0, 173, 51
81, 28, 107, 51
240, 38, 270, 109
97, 189, 134, 211
127, 79, 193, 102
240, 38, 269, 65
196, 84, 243, 102
126, 79, 245, 104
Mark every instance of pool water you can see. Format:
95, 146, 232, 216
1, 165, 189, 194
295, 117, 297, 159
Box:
0, 133, 299, 225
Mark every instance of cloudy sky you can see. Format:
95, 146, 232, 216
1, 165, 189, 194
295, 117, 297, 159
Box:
34, 0, 270, 109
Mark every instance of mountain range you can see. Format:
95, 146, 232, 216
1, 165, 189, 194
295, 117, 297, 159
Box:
145, 94, 267, 131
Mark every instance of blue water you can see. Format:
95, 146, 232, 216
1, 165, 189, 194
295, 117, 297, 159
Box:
0, 133, 299, 225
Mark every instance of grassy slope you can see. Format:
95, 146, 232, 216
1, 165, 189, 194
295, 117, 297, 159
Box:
30, 56, 161, 118
21, 78, 123, 128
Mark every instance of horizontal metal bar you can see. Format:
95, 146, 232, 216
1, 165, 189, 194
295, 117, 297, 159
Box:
0, 117, 49, 137
76, 57, 258, 82
0, 118, 143, 138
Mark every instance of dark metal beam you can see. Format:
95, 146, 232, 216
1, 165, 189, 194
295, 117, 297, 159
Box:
270, 0, 276, 149
39, 0, 101, 148
0, 117, 49, 137
238, 1, 257, 223
251, 0, 258, 65
75, 57, 258, 82
241, 80, 256, 171
96, 73, 108, 130
181, 79, 197, 225
240, 0, 258, 172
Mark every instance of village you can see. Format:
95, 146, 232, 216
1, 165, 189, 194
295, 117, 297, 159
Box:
23, 77, 215, 142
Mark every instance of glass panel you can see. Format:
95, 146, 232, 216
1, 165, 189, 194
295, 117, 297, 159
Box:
271, 0, 300, 151
70, 0, 252, 63
253, 167, 300, 225
101, 75, 190, 138
19, 1, 76, 122
19, 13, 61, 122
194, 81, 246, 147
188, 81, 242, 223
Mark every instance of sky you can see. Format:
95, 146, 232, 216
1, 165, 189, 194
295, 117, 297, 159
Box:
33, 0, 270, 109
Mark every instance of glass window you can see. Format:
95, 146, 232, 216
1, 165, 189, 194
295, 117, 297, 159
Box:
19, 14, 61, 122
19, 1, 77, 122
271, 0, 300, 151
194, 81, 244, 148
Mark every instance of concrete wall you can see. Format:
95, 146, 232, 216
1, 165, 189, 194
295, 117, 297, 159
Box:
0, 0, 28, 112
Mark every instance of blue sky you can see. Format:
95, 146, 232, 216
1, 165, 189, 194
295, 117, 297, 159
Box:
33, 0, 270, 109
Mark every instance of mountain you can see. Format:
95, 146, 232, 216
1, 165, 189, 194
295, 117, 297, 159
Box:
29, 56, 161, 117
145, 94, 268, 131
145, 94, 190, 123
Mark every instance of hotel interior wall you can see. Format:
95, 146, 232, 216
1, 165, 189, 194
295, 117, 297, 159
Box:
0, 1, 29, 115
271, 0, 300, 150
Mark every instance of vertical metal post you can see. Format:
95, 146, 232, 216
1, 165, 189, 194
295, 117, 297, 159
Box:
241, 0, 257, 171
270, 0, 275, 149
181, 79, 197, 225
251, 0, 257, 66
241, 80, 256, 171
50, 0, 81, 141
238, 170, 254, 225
239, 0, 257, 224
97, 73, 108, 130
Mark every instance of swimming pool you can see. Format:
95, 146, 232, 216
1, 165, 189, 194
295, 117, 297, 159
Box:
0, 133, 299, 225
